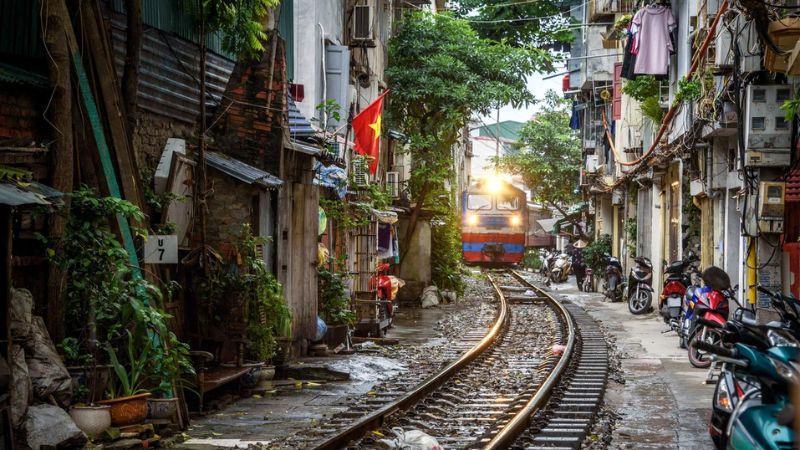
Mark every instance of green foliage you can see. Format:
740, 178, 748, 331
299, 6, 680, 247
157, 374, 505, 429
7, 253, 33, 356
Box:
781, 91, 800, 121
622, 76, 660, 102
640, 96, 665, 124
523, 249, 543, 271
106, 330, 151, 398
139, 166, 180, 235
184, 0, 279, 60
498, 90, 581, 209
431, 209, 465, 297
316, 99, 342, 129
584, 234, 612, 272
388, 12, 544, 212
450, 0, 575, 49
625, 218, 637, 257
317, 267, 355, 326
675, 77, 702, 103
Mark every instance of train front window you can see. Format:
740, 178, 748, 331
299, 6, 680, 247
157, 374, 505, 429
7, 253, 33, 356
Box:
467, 194, 492, 210
497, 193, 519, 210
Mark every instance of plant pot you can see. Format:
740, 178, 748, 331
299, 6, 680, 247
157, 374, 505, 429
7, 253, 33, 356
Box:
147, 397, 178, 420
274, 337, 292, 367
97, 392, 151, 427
260, 365, 275, 382
323, 325, 349, 348
67, 365, 111, 403
69, 405, 111, 435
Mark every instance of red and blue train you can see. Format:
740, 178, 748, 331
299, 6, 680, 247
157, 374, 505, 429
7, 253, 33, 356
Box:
461, 178, 528, 265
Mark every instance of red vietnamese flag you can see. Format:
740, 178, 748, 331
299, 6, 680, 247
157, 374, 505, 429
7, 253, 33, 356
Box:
352, 90, 389, 175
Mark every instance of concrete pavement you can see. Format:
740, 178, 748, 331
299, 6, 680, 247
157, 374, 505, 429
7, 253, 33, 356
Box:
547, 277, 715, 449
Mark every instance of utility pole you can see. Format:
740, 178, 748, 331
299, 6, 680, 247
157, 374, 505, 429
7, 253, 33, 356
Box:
494, 108, 500, 170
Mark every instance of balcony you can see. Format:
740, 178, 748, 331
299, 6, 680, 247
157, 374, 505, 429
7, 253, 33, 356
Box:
589, 0, 634, 22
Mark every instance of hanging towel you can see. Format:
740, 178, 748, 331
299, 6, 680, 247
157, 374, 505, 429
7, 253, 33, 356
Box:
632, 5, 676, 76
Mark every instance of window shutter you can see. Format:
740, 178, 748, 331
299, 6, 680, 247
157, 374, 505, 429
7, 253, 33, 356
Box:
325, 45, 351, 130
613, 62, 622, 120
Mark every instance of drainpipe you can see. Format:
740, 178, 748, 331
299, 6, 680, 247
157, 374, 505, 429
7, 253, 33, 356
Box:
318, 23, 327, 130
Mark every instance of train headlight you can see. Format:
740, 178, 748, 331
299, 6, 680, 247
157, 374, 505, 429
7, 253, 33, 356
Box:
466, 214, 479, 226
509, 215, 522, 226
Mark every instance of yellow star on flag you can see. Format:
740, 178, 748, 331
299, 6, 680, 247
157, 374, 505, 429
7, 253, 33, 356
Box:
368, 114, 382, 140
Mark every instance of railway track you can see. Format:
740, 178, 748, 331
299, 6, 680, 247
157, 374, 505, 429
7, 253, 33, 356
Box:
307, 271, 608, 450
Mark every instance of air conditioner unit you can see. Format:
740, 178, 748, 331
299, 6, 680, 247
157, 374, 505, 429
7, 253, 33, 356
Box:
386, 171, 400, 198
758, 181, 785, 234
744, 85, 793, 167
352, 158, 370, 187
352, 5, 373, 41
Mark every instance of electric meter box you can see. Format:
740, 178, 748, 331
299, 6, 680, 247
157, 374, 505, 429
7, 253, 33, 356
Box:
744, 85, 793, 167
757, 181, 786, 234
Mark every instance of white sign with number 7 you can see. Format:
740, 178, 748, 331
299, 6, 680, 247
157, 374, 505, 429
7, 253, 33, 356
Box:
143, 235, 178, 264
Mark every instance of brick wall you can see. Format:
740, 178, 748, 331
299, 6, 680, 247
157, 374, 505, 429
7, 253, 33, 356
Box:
132, 110, 196, 171
212, 36, 288, 175
205, 170, 258, 248
0, 89, 47, 145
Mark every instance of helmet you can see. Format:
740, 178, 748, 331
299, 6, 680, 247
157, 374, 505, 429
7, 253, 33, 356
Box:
701, 266, 730, 292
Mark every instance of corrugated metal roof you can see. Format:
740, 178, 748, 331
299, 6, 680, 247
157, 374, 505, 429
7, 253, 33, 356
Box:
108, 14, 235, 124
0, 182, 62, 206
205, 151, 282, 189
289, 139, 323, 156
0, 63, 47, 88
288, 96, 316, 137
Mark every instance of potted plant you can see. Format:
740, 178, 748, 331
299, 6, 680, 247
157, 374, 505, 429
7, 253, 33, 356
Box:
97, 331, 152, 426
318, 266, 355, 348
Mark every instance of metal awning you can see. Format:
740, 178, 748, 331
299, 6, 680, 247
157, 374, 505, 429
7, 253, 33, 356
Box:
536, 218, 559, 233
289, 139, 323, 156
205, 151, 282, 189
288, 96, 316, 138
0, 181, 63, 206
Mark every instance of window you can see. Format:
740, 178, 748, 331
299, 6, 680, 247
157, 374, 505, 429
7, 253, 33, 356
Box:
751, 117, 766, 130
497, 193, 520, 210
467, 194, 492, 210
752, 89, 766, 102
776, 116, 789, 130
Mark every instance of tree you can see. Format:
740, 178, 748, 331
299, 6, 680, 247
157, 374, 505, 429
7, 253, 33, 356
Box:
497, 90, 585, 237
387, 12, 551, 251
450, 0, 575, 49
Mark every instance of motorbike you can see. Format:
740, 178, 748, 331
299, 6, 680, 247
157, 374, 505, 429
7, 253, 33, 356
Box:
659, 252, 699, 346
582, 267, 595, 292
686, 267, 733, 368
603, 254, 623, 302
705, 286, 800, 449
626, 256, 653, 314
371, 263, 397, 325
549, 253, 572, 284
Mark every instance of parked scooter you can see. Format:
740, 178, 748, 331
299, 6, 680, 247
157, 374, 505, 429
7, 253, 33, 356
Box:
659, 251, 699, 347
704, 285, 800, 449
582, 267, 595, 292
603, 254, 623, 302
626, 256, 653, 314
549, 253, 572, 284
686, 267, 733, 369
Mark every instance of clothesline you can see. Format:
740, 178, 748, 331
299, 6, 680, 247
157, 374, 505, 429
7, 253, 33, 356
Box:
617, 0, 729, 168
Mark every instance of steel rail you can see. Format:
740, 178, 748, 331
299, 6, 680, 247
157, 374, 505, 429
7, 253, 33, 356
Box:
482, 270, 577, 450
312, 272, 509, 450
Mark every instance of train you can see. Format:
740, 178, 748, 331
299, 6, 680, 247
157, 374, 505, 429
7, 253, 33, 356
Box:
461, 178, 528, 265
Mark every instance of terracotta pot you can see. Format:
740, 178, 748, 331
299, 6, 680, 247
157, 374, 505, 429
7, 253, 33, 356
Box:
97, 392, 151, 426
147, 397, 178, 420
69, 405, 111, 435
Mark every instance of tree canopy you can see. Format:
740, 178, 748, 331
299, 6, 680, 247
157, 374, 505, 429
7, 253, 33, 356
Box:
450, 0, 575, 49
497, 90, 582, 217
184, 0, 279, 59
388, 12, 550, 210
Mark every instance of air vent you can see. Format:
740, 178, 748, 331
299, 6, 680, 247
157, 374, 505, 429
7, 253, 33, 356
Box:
352, 5, 373, 41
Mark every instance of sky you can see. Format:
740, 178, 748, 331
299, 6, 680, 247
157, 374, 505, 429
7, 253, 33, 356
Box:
478, 66, 565, 125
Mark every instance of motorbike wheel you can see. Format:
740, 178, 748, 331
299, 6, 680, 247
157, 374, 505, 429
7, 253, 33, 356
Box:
606, 275, 618, 302
687, 326, 719, 368
628, 289, 652, 315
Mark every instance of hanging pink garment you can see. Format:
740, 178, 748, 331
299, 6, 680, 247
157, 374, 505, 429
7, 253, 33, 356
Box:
632, 5, 676, 75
